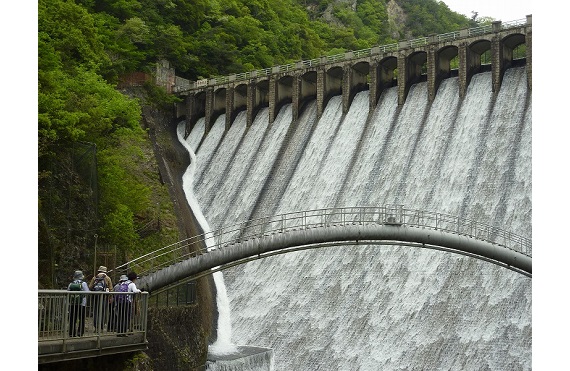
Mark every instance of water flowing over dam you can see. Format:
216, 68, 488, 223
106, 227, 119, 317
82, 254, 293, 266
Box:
182, 67, 531, 370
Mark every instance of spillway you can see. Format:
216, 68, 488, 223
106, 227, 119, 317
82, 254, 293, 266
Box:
183, 67, 531, 370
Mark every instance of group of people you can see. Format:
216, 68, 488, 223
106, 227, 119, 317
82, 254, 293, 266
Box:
66, 266, 143, 337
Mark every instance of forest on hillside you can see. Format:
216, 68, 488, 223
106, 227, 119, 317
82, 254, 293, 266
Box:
38, 0, 479, 288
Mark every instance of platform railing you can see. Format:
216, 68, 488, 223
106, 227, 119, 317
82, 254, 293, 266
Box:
38, 291, 148, 351
113, 205, 531, 280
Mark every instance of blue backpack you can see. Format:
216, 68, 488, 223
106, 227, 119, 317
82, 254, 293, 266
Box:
115, 281, 130, 303
92, 276, 107, 292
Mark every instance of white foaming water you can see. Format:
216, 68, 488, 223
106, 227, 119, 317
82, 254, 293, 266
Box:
275, 95, 345, 212
177, 117, 239, 355
214, 104, 294, 229
194, 111, 247, 207
294, 91, 369, 209
187, 117, 205, 150
208, 270, 239, 355
182, 105, 295, 357
337, 86, 399, 206
376, 81, 430, 203
205, 108, 270, 225
427, 72, 495, 214
464, 67, 531, 231
395, 77, 461, 208
184, 67, 531, 370
193, 114, 226, 184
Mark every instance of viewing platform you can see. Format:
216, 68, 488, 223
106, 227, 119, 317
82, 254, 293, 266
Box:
38, 291, 149, 364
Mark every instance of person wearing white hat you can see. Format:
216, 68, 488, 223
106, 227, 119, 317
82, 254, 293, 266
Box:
67, 270, 89, 337
113, 274, 142, 336
88, 266, 114, 332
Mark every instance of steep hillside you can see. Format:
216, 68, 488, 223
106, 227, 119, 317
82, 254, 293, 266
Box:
38, 0, 475, 289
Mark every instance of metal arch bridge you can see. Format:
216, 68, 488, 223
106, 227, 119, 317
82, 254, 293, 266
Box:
117, 205, 532, 294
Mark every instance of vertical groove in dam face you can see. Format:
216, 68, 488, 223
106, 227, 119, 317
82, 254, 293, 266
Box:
183, 67, 531, 371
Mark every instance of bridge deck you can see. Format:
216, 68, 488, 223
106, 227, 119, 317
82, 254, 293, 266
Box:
39, 332, 148, 364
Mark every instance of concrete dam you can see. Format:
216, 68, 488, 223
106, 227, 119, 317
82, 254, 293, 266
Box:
171, 17, 532, 371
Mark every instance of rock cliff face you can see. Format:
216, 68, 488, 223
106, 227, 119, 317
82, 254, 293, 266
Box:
386, 0, 408, 39
306, 0, 409, 41
320, 0, 358, 26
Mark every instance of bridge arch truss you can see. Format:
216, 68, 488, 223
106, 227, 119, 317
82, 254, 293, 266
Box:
117, 205, 532, 294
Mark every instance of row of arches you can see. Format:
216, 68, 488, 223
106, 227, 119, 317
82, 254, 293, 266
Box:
181, 29, 530, 136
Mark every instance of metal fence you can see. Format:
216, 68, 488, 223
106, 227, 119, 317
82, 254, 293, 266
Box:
38, 290, 149, 353
148, 281, 197, 308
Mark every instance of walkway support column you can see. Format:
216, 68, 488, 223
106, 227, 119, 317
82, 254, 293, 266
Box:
369, 59, 380, 112
204, 88, 214, 136
292, 74, 301, 122
458, 42, 468, 99
268, 75, 277, 123
397, 50, 408, 106
491, 21, 504, 94
526, 15, 532, 90
316, 67, 326, 119
246, 82, 256, 127
225, 86, 234, 131
427, 40, 437, 102
342, 63, 351, 114
184, 94, 195, 138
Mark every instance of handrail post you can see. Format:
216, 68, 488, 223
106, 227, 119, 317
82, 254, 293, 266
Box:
435, 213, 438, 230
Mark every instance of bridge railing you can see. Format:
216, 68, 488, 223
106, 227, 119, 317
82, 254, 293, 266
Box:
501, 18, 527, 29
436, 31, 461, 42
178, 17, 530, 92
113, 206, 531, 279
468, 24, 492, 37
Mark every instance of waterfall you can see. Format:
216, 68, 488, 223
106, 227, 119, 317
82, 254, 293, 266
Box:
184, 67, 531, 370
177, 118, 239, 355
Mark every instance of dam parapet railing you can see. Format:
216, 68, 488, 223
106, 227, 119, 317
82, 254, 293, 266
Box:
173, 17, 529, 93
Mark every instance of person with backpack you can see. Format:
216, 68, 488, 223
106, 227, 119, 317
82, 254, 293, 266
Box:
114, 274, 141, 336
127, 272, 142, 332
67, 270, 89, 337
113, 274, 142, 336
88, 266, 113, 332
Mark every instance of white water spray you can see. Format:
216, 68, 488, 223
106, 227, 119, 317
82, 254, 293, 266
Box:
176, 122, 238, 355
175, 67, 531, 370
189, 68, 531, 370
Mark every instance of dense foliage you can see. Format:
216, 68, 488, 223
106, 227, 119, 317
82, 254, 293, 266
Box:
38, 0, 474, 287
